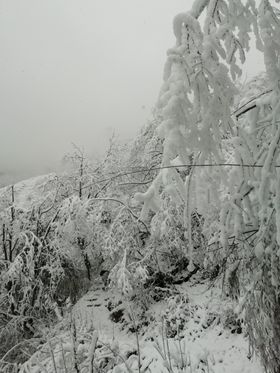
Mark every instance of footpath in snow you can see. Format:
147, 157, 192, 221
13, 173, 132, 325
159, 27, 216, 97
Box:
20, 275, 264, 373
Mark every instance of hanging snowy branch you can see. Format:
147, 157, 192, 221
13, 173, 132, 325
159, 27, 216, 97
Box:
134, 1, 280, 370
135, 0, 262, 267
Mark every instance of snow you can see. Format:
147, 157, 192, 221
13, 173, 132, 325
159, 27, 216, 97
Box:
0, 173, 57, 210
1, 171, 265, 373
72, 279, 131, 350
173, 12, 202, 45
20, 276, 264, 373
190, 0, 209, 19
2, 2, 280, 372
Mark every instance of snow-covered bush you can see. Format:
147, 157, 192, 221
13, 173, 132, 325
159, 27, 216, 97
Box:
149, 193, 205, 274
162, 294, 190, 338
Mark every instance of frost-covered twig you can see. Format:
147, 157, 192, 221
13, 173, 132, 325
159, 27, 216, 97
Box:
129, 307, 141, 373
70, 314, 80, 373
88, 331, 98, 373
48, 341, 58, 373
232, 89, 272, 117
89, 197, 149, 233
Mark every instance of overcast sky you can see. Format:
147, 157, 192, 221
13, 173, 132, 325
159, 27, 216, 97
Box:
0, 0, 264, 177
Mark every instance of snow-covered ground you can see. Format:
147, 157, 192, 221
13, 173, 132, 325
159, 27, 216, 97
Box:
0, 173, 57, 209
20, 275, 264, 373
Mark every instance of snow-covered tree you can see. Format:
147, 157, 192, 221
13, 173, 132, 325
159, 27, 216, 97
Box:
135, 1, 280, 371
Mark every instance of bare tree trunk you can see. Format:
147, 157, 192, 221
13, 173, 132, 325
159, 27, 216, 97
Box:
2, 224, 7, 261
79, 158, 83, 198
77, 237, 91, 280
8, 186, 15, 262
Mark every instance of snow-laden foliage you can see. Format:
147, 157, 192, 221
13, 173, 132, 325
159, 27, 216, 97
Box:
135, 0, 262, 270
2, 2, 280, 372
0, 140, 157, 370
134, 1, 280, 371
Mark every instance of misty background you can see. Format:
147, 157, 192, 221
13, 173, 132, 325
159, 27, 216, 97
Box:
0, 0, 264, 185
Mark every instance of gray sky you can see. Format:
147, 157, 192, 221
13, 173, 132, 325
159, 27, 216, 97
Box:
0, 0, 264, 177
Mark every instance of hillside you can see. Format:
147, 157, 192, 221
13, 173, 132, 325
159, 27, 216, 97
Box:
0, 174, 57, 209
0, 174, 264, 372
2, 0, 280, 372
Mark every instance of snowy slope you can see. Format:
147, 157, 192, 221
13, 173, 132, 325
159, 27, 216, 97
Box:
0, 173, 57, 210
0, 174, 264, 373
20, 276, 264, 373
